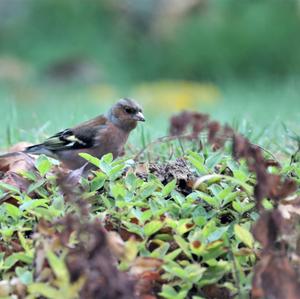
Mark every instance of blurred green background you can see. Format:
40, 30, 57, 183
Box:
0, 0, 299, 147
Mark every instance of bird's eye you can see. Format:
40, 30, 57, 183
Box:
124, 107, 134, 114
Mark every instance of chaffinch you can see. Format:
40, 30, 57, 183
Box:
0, 98, 145, 170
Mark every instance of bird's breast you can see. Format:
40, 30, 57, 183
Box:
94, 124, 129, 156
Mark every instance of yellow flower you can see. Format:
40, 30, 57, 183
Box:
134, 80, 220, 111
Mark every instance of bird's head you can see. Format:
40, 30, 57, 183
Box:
108, 98, 145, 130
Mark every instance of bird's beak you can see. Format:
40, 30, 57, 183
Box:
134, 112, 145, 122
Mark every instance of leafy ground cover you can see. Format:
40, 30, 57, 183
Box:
0, 110, 299, 299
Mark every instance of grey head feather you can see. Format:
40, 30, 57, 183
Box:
107, 98, 143, 130
117, 98, 142, 111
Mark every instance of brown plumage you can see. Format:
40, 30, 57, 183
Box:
0, 98, 145, 170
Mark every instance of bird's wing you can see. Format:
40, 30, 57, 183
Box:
41, 115, 108, 151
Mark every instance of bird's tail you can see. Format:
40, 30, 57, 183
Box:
0, 151, 23, 159
0, 144, 52, 159
24, 144, 55, 157
25, 144, 42, 154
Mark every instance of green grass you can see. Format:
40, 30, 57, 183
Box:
0, 78, 299, 150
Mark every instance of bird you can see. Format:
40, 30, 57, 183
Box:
0, 98, 145, 170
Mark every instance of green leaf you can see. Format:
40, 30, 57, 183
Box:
192, 206, 208, 227
90, 172, 107, 191
151, 243, 170, 258
232, 200, 255, 214
27, 179, 46, 194
140, 182, 158, 199
172, 191, 186, 206
233, 169, 249, 182
175, 219, 194, 235
174, 235, 192, 259
163, 263, 186, 279
207, 226, 228, 243
0, 227, 15, 241
28, 283, 61, 299
144, 220, 163, 237
51, 196, 65, 211
165, 248, 182, 261
108, 164, 125, 180
20, 199, 48, 211
18, 232, 32, 254
123, 221, 143, 237
140, 209, 153, 222
162, 179, 177, 197
205, 151, 223, 170
102, 152, 113, 163
198, 260, 231, 287
79, 152, 100, 167
262, 199, 273, 210
194, 174, 253, 196
16, 267, 33, 285
0, 182, 20, 193
110, 182, 127, 199
20, 170, 37, 181
99, 153, 113, 174
234, 224, 254, 248
36, 155, 52, 176
187, 152, 208, 174
196, 191, 220, 208
185, 264, 206, 283
160, 285, 188, 299
201, 241, 226, 261
4, 203, 21, 219
160, 284, 179, 299
46, 251, 69, 282
3, 252, 32, 270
